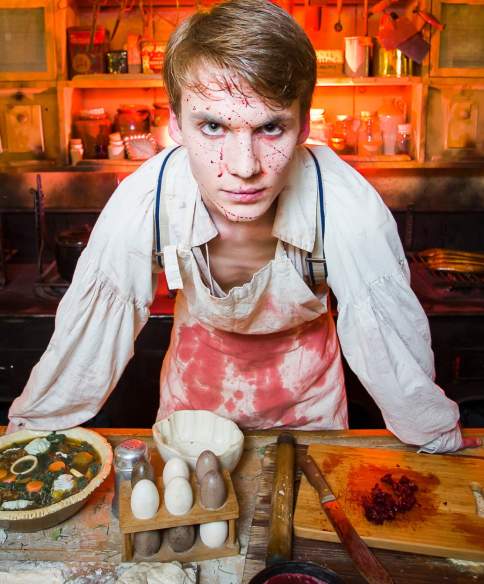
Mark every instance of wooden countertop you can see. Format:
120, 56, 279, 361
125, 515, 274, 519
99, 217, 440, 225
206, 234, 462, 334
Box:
0, 427, 482, 583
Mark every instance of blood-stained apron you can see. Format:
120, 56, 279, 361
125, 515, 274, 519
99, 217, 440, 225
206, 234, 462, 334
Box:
156, 150, 347, 431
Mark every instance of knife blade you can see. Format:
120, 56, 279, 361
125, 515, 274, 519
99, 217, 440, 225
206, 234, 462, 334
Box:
298, 453, 394, 584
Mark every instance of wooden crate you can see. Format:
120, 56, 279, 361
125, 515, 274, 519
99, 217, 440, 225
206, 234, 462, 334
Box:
119, 470, 240, 562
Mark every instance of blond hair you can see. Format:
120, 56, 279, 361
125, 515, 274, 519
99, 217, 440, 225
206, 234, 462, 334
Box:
163, 0, 316, 120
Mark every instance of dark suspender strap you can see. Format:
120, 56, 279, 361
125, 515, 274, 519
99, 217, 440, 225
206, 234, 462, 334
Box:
154, 146, 182, 268
305, 147, 328, 282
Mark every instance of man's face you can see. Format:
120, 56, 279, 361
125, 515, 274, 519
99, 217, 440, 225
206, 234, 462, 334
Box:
169, 63, 309, 223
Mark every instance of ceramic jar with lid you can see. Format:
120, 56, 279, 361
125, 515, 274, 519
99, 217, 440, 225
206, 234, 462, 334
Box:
114, 105, 151, 137
73, 108, 111, 159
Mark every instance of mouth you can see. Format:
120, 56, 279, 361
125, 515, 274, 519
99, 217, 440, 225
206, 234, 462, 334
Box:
222, 188, 266, 203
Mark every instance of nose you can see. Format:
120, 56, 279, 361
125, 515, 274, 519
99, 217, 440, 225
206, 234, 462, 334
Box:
224, 131, 261, 179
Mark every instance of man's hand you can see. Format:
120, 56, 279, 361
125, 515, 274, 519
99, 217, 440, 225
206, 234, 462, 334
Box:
460, 436, 482, 450
5, 421, 22, 435
418, 425, 482, 454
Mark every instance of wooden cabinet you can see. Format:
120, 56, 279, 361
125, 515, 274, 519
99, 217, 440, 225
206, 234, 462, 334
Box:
0, 0, 57, 81
430, 0, 484, 77
0, 0, 482, 168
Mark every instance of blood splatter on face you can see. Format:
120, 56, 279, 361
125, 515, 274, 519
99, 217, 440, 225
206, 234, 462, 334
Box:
168, 63, 309, 223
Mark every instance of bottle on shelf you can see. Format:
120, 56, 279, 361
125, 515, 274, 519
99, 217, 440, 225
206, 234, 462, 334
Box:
396, 123, 412, 155
151, 102, 171, 149
108, 132, 125, 160
357, 111, 383, 157
378, 98, 406, 155
330, 114, 356, 155
309, 108, 332, 146
69, 138, 84, 165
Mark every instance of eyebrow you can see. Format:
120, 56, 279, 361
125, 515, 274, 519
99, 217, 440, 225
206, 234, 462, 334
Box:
188, 111, 296, 127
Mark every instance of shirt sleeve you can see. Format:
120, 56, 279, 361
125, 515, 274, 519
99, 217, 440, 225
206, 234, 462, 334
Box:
8, 164, 158, 431
323, 154, 461, 449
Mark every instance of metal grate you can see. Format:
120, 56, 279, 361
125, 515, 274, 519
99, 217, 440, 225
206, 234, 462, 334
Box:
407, 252, 484, 305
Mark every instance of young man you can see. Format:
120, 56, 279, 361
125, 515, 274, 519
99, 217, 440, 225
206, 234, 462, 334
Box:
7, 1, 480, 453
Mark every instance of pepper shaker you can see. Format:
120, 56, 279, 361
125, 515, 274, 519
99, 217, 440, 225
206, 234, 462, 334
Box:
112, 438, 150, 518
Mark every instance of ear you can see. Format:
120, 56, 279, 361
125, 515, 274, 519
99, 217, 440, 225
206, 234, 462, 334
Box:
296, 110, 310, 145
168, 107, 184, 145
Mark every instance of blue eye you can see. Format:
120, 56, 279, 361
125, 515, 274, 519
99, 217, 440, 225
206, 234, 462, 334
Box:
201, 122, 224, 136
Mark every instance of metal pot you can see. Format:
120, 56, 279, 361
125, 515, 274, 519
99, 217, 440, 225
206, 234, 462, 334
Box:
249, 560, 345, 584
55, 227, 90, 282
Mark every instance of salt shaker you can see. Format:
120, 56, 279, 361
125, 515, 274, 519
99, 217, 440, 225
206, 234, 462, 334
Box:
112, 438, 150, 518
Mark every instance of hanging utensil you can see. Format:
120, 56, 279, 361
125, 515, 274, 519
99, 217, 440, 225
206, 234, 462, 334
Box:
413, 6, 445, 30
88, 0, 101, 53
334, 0, 343, 32
377, 11, 419, 50
31, 175, 46, 277
363, 0, 369, 37
369, 0, 397, 17
111, 0, 129, 44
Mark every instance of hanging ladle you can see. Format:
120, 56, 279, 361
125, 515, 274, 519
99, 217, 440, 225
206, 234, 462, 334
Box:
334, 0, 343, 32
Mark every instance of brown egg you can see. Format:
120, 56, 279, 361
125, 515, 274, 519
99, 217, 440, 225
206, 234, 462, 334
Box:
200, 469, 227, 510
131, 460, 155, 488
166, 524, 196, 553
195, 450, 220, 482
133, 529, 162, 557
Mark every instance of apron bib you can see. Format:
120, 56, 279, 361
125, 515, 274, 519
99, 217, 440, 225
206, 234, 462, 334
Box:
155, 148, 347, 430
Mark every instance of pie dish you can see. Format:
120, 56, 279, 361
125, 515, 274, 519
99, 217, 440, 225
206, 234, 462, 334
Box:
0, 427, 112, 532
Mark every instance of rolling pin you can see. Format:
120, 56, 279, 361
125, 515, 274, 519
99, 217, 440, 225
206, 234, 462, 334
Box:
265, 432, 296, 566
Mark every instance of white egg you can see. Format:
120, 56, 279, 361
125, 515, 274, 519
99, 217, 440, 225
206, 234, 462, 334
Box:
130, 479, 160, 520
164, 476, 193, 516
162, 457, 190, 486
199, 520, 228, 548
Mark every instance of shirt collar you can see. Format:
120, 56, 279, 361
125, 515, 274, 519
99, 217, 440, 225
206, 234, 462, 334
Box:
187, 146, 318, 253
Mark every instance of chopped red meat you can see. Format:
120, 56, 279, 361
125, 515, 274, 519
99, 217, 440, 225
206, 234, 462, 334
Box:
363, 473, 418, 524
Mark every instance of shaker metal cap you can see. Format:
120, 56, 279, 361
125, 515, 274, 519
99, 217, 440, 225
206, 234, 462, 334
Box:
114, 438, 149, 470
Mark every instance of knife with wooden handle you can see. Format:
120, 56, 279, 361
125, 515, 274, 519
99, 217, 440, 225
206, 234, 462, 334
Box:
298, 453, 394, 584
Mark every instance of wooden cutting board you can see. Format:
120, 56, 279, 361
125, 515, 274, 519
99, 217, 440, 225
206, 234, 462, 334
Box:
294, 444, 484, 561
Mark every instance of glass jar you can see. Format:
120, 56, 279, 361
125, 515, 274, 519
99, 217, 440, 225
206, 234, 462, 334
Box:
108, 132, 125, 160
114, 105, 151, 137
330, 114, 356, 154
73, 108, 112, 159
309, 109, 332, 146
357, 111, 383, 157
106, 50, 128, 74
152, 102, 171, 148
396, 123, 412, 155
69, 138, 84, 165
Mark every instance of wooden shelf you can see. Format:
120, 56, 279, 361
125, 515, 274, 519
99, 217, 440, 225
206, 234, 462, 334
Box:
316, 76, 421, 87
60, 74, 164, 88
57, 75, 421, 90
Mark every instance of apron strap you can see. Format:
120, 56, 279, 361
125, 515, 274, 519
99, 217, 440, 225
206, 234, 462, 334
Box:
304, 147, 328, 285
153, 146, 182, 269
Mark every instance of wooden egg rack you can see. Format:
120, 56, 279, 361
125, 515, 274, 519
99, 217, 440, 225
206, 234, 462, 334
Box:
118, 469, 240, 562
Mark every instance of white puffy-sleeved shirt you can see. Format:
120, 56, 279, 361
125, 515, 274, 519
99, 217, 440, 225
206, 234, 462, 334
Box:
8, 146, 462, 452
